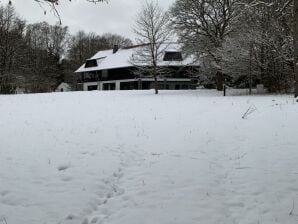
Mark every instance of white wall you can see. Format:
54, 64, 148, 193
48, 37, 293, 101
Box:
56, 83, 71, 92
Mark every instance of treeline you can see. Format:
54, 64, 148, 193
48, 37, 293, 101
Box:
0, 4, 132, 94
170, 0, 294, 92
1, 1, 294, 94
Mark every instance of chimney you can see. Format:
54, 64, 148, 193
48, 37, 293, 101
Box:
113, 45, 119, 54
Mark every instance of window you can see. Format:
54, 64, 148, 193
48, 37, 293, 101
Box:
85, 59, 98, 68
163, 52, 183, 61
87, 85, 98, 91
182, 84, 189, 89
102, 70, 108, 79
103, 83, 116, 91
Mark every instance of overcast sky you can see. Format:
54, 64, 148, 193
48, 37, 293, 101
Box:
11, 0, 175, 41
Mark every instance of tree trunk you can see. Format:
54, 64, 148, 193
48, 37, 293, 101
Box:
216, 71, 223, 91
249, 43, 253, 95
154, 75, 158, 94
295, 0, 298, 97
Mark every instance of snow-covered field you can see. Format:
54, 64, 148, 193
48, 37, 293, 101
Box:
0, 90, 298, 224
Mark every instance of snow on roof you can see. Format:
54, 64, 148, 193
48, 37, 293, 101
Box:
75, 43, 200, 73
56, 82, 71, 91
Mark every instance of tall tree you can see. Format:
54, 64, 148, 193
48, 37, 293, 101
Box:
295, 0, 298, 97
101, 33, 132, 49
0, 4, 26, 93
131, 1, 171, 94
217, 0, 294, 93
170, 0, 240, 91
22, 22, 69, 92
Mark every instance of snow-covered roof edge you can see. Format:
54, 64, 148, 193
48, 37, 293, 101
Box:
75, 43, 200, 73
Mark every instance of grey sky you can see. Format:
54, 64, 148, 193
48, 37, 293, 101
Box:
11, 0, 175, 41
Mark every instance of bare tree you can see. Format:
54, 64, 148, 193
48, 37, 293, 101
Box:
22, 21, 69, 92
101, 33, 132, 48
171, 0, 294, 93
217, 0, 293, 93
0, 4, 26, 93
131, 1, 171, 94
170, 0, 241, 91
0, 4, 72, 93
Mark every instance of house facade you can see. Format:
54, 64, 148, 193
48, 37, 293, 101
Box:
75, 43, 200, 91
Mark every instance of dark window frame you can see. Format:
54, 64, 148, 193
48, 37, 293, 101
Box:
87, 85, 98, 91
85, 59, 98, 68
163, 52, 183, 61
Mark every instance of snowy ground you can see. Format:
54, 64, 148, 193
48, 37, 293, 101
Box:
0, 90, 298, 224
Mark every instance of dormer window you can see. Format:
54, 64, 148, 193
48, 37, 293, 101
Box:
85, 59, 98, 68
163, 52, 183, 61
84, 57, 106, 68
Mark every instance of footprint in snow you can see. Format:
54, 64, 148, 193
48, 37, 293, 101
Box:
57, 163, 71, 171
113, 171, 124, 179
90, 217, 99, 223
65, 214, 77, 220
82, 218, 89, 224
61, 175, 73, 182
0, 190, 10, 197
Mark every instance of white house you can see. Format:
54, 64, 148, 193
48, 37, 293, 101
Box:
75, 43, 200, 91
56, 82, 71, 92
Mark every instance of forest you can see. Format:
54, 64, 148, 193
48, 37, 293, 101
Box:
0, 4, 132, 93
0, 0, 295, 94
170, 0, 294, 93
